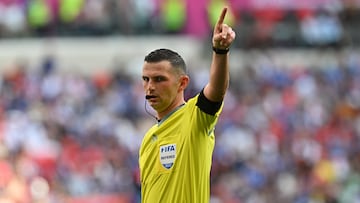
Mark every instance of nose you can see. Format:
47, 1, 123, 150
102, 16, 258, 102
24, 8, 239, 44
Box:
145, 79, 155, 92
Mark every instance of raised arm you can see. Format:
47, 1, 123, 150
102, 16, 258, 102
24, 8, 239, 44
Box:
203, 7, 236, 102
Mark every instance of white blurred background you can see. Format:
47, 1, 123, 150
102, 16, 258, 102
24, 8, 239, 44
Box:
0, 0, 360, 203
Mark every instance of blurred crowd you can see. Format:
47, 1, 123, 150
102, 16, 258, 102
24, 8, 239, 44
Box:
0, 0, 360, 47
211, 50, 360, 203
0, 49, 360, 202
0, 57, 144, 202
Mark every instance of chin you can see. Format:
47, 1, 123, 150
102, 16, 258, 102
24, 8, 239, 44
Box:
149, 103, 160, 110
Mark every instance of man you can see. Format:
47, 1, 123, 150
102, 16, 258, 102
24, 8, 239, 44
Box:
139, 7, 236, 203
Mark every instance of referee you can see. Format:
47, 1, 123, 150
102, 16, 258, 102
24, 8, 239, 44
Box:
139, 7, 236, 203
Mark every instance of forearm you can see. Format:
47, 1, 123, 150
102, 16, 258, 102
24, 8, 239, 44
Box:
204, 52, 230, 102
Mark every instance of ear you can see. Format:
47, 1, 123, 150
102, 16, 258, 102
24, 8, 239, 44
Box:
178, 75, 190, 92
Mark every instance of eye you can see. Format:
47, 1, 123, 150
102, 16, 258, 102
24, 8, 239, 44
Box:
155, 76, 163, 82
155, 76, 167, 82
142, 76, 149, 82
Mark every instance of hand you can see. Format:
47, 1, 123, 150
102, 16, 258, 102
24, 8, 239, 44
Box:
212, 7, 236, 50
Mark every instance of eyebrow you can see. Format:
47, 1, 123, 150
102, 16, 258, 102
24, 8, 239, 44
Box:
142, 75, 168, 80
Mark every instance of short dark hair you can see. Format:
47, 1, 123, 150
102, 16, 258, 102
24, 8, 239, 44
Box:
144, 48, 187, 74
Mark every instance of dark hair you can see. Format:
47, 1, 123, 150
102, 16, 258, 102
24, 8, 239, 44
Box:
144, 48, 187, 74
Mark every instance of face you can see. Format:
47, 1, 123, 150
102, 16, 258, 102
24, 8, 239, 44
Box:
142, 60, 188, 115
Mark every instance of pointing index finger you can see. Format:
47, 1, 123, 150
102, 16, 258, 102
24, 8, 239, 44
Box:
217, 7, 228, 26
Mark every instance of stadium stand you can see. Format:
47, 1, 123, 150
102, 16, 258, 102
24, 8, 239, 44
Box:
1, 0, 360, 202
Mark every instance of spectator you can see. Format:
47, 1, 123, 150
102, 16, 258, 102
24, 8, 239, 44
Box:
160, 0, 187, 33
0, 0, 27, 37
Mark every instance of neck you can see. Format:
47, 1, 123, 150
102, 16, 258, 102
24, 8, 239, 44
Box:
157, 99, 185, 121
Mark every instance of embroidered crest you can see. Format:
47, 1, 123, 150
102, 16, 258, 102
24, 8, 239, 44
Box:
160, 144, 176, 169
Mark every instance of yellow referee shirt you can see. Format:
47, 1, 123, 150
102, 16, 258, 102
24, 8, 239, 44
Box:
139, 92, 223, 203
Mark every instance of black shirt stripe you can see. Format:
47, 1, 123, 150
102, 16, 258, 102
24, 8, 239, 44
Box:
196, 89, 222, 116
